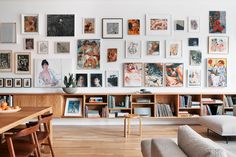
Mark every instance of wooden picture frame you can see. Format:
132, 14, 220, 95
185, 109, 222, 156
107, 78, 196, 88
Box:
21, 14, 39, 34
14, 78, 22, 88
4, 78, 13, 88
102, 18, 123, 39
64, 98, 83, 117
23, 78, 31, 88
0, 50, 13, 72
15, 52, 31, 74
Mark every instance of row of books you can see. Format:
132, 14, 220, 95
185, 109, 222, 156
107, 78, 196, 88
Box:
85, 106, 108, 118
201, 98, 223, 104
108, 95, 130, 108
155, 104, 173, 117
223, 95, 236, 107
202, 105, 223, 116
108, 111, 129, 118
179, 95, 200, 108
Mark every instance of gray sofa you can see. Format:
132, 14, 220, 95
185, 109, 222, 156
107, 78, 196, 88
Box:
141, 125, 235, 157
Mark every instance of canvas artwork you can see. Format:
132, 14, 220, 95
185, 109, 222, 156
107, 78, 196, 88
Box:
102, 18, 123, 39
106, 71, 119, 87
209, 11, 226, 33
165, 63, 184, 87
207, 58, 227, 87
144, 63, 164, 87
0, 50, 12, 72
4, 78, 13, 88
56, 42, 70, 53
15, 52, 31, 74
83, 18, 95, 34
24, 38, 34, 50
75, 73, 88, 87
23, 78, 31, 88
107, 48, 117, 62
174, 20, 185, 31
190, 50, 202, 66
90, 73, 102, 87
208, 36, 228, 54
77, 39, 100, 69
47, 14, 75, 36
38, 41, 49, 54
123, 63, 143, 87
188, 17, 200, 32
126, 40, 141, 59
14, 78, 22, 88
166, 40, 182, 58
0, 23, 17, 43
188, 38, 199, 46
147, 41, 160, 55
188, 69, 201, 87
64, 98, 82, 117
22, 14, 39, 34
128, 19, 140, 35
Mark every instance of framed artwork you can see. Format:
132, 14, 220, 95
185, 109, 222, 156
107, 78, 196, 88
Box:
90, 73, 102, 87
188, 69, 201, 87
165, 63, 184, 87
190, 50, 202, 66
64, 98, 82, 117
146, 14, 171, 35
188, 17, 200, 32
0, 23, 17, 43
165, 40, 182, 58
47, 14, 75, 36
15, 52, 31, 74
102, 18, 123, 39
106, 71, 119, 87
208, 36, 228, 54
209, 11, 226, 33
107, 48, 117, 62
128, 19, 140, 35
174, 20, 185, 31
75, 73, 88, 87
55, 42, 70, 53
14, 78, 22, 88
123, 63, 143, 87
125, 40, 141, 59
23, 78, 31, 88
144, 63, 164, 87
77, 39, 100, 69
21, 14, 39, 34
4, 78, 13, 88
0, 78, 3, 87
207, 58, 227, 87
0, 50, 13, 72
38, 41, 49, 54
188, 38, 199, 46
83, 18, 96, 34
147, 41, 160, 55
24, 38, 34, 50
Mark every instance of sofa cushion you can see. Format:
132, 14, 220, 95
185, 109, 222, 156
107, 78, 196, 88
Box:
141, 139, 151, 157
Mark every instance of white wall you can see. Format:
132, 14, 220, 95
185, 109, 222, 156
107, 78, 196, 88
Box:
1, 0, 236, 94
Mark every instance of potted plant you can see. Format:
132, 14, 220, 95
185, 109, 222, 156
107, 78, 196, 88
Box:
62, 73, 78, 94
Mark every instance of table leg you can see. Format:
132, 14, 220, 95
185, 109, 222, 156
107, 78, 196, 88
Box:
139, 118, 142, 137
124, 118, 127, 138
128, 118, 130, 135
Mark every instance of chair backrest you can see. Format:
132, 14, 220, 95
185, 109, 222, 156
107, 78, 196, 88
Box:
40, 113, 53, 133
14, 122, 39, 138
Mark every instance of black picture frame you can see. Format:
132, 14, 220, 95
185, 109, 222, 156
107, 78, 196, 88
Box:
102, 18, 123, 39
14, 78, 22, 88
0, 78, 4, 87
23, 78, 31, 88
4, 78, 13, 88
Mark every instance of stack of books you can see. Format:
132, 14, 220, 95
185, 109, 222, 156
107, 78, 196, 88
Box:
156, 104, 173, 117
223, 95, 236, 107
87, 110, 100, 118
179, 95, 201, 108
202, 98, 223, 104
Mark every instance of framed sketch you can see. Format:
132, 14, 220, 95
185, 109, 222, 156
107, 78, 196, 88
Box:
83, 18, 96, 34
207, 58, 227, 87
38, 41, 49, 54
55, 42, 70, 53
188, 38, 199, 46
24, 38, 34, 50
0, 23, 17, 43
107, 48, 117, 62
0, 50, 13, 72
188, 69, 201, 87
14, 78, 22, 88
77, 39, 100, 69
23, 78, 31, 88
15, 52, 31, 74
166, 40, 182, 58
90, 73, 102, 87
208, 36, 228, 54
147, 41, 160, 55
123, 63, 143, 87
125, 40, 141, 59
47, 14, 75, 36
165, 63, 184, 87
146, 14, 171, 35
4, 78, 13, 88
0, 78, 3, 87
64, 98, 82, 117
102, 18, 123, 39
209, 11, 226, 34
188, 17, 200, 32
144, 63, 164, 87
174, 20, 185, 31
190, 50, 202, 66
128, 19, 140, 35
21, 14, 39, 34
75, 73, 88, 87
106, 71, 119, 87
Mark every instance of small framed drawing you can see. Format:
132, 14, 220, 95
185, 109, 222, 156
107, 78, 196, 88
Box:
15, 52, 31, 74
14, 78, 22, 88
102, 18, 123, 39
64, 98, 83, 117
128, 19, 140, 35
83, 18, 96, 34
90, 73, 103, 87
0, 23, 17, 43
75, 73, 88, 87
144, 63, 164, 87
188, 17, 200, 32
0, 50, 13, 72
4, 78, 13, 88
24, 38, 34, 50
23, 78, 31, 88
125, 40, 141, 59
190, 50, 202, 66
146, 14, 171, 35
38, 41, 49, 54
21, 14, 39, 34
166, 40, 182, 58
123, 63, 143, 87
174, 20, 185, 31
0, 78, 4, 87
165, 63, 184, 87
55, 42, 70, 53
147, 41, 160, 55
188, 38, 199, 46
209, 11, 226, 34
106, 71, 119, 87
107, 48, 117, 62
208, 36, 228, 54
188, 69, 201, 87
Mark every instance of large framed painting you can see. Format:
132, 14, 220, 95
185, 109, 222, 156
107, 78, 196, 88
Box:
77, 39, 100, 69
188, 69, 201, 87
75, 73, 88, 87
165, 63, 184, 87
64, 98, 82, 117
102, 18, 123, 39
128, 19, 140, 35
83, 18, 96, 34
90, 73, 103, 87
188, 17, 200, 33
106, 71, 119, 87
190, 50, 202, 66
147, 41, 160, 56
144, 63, 164, 87
21, 14, 39, 34
15, 52, 31, 74
0, 50, 13, 72
209, 11, 226, 34
0, 23, 17, 43
47, 14, 75, 36
208, 36, 228, 54
166, 40, 182, 58
207, 58, 227, 87
125, 40, 141, 59
123, 63, 143, 87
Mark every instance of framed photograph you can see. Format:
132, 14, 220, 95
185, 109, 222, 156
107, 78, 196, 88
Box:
24, 38, 34, 50
47, 14, 75, 36
208, 36, 228, 54
106, 71, 119, 87
75, 73, 88, 87
83, 18, 96, 34
188, 38, 199, 46
146, 14, 171, 35
23, 78, 31, 88
55, 42, 70, 53
107, 48, 117, 62
188, 17, 200, 32
144, 63, 164, 87
21, 14, 39, 34
14, 78, 22, 88
125, 40, 141, 59
77, 39, 100, 69
165, 63, 184, 87
174, 20, 185, 31
4, 78, 13, 88
0, 50, 13, 72
123, 63, 143, 87
15, 52, 31, 74
209, 11, 226, 33
207, 58, 227, 87
0, 23, 17, 43
38, 41, 49, 54
0, 78, 4, 87
90, 73, 102, 87
102, 18, 123, 39
188, 69, 201, 87
147, 41, 160, 55
128, 19, 140, 35
190, 50, 202, 66
166, 40, 182, 58
64, 98, 82, 117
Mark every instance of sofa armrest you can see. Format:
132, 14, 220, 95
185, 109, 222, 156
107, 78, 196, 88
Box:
141, 139, 151, 157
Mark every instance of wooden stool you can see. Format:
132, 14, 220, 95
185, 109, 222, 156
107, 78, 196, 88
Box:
124, 114, 142, 138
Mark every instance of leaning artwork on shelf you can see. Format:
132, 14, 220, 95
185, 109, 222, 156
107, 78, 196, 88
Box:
144, 63, 163, 87
208, 36, 228, 54
190, 50, 202, 66
188, 69, 201, 87
165, 63, 183, 87
0, 50, 12, 72
75, 73, 88, 87
15, 52, 31, 74
106, 71, 119, 87
64, 98, 82, 117
90, 73, 102, 87
209, 11, 226, 33
123, 63, 143, 87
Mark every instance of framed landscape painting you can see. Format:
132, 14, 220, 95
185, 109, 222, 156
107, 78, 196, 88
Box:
125, 40, 141, 59
166, 40, 182, 58
188, 17, 200, 32
209, 11, 226, 33
123, 63, 143, 87
102, 18, 123, 39
15, 52, 31, 74
128, 19, 140, 35
208, 36, 228, 54
165, 63, 184, 87
83, 18, 96, 34
64, 98, 82, 117
144, 63, 163, 87
21, 14, 39, 34
106, 71, 119, 87
147, 41, 160, 55
0, 50, 13, 72
190, 50, 202, 66
188, 69, 201, 87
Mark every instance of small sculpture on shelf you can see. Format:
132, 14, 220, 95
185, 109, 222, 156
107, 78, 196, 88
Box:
62, 73, 78, 94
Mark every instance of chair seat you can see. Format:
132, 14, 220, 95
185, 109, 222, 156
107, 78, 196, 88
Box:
37, 131, 49, 144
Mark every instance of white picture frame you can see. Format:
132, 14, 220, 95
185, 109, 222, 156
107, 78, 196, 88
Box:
21, 14, 39, 34
188, 17, 200, 33
38, 41, 49, 54
187, 69, 201, 87
83, 18, 96, 34
106, 71, 119, 87
208, 36, 228, 54
165, 40, 182, 58
125, 40, 142, 59
64, 98, 82, 117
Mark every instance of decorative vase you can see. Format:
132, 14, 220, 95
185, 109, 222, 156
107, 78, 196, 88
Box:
62, 87, 78, 94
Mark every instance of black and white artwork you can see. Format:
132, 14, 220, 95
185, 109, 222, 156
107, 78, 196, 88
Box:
75, 73, 88, 87
106, 71, 119, 87
0, 50, 12, 72
90, 73, 102, 87
15, 52, 31, 74
190, 50, 202, 66
175, 20, 185, 31
56, 42, 70, 53
144, 63, 164, 87
188, 38, 199, 46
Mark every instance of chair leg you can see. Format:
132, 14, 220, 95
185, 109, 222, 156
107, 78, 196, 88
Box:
226, 137, 229, 144
47, 137, 55, 157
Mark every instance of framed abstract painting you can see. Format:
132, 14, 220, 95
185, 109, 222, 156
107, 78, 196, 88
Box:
144, 63, 164, 87
123, 63, 143, 87
165, 63, 184, 87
